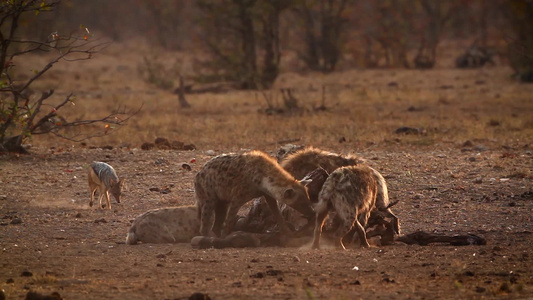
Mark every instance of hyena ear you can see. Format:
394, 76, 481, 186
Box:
283, 188, 295, 199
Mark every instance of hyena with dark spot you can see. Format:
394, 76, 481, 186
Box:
312, 165, 377, 250
195, 150, 314, 237
280, 147, 400, 235
126, 205, 199, 245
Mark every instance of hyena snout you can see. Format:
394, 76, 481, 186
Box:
111, 179, 125, 203
283, 188, 314, 218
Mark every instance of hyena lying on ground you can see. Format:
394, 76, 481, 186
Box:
280, 147, 400, 236
126, 205, 199, 245
312, 165, 377, 250
88, 161, 125, 210
195, 150, 314, 237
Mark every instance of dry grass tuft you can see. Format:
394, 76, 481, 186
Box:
12, 42, 533, 151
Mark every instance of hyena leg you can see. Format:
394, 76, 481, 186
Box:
221, 203, 242, 237
336, 214, 358, 250
312, 208, 328, 250
352, 216, 370, 248
213, 202, 229, 237
264, 195, 291, 235
199, 202, 215, 237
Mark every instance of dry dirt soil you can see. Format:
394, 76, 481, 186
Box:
1, 143, 532, 300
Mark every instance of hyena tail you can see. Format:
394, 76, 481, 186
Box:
126, 228, 138, 245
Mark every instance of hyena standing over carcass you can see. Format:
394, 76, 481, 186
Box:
312, 165, 377, 249
280, 147, 400, 236
194, 150, 314, 237
88, 161, 125, 209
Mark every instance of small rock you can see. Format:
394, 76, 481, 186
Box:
154, 158, 168, 165
183, 144, 196, 151
141, 142, 155, 150
462, 140, 474, 147
189, 292, 211, 300
292, 256, 300, 262
21, 271, 33, 277
205, 150, 216, 156
6, 278, 14, 283
74, 212, 82, 218
473, 178, 483, 184
468, 157, 476, 162
475, 286, 486, 293
0, 195, 7, 200
10, 218, 22, 225
182, 163, 192, 171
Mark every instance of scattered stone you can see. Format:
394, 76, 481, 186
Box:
462, 140, 474, 147
25, 291, 62, 300
21, 271, 33, 277
154, 158, 168, 165
475, 286, 486, 293
473, 178, 483, 184
182, 163, 192, 171
183, 144, 196, 151
266, 269, 282, 276
394, 127, 426, 135
141, 142, 155, 150
205, 150, 216, 156
74, 212, 82, 218
468, 157, 476, 162
250, 272, 264, 279
10, 218, 22, 225
0, 195, 7, 200
189, 292, 211, 300
6, 278, 14, 284
292, 256, 300, 262
487, 119, 500, 127
94, 218, 107, 224
154, 137, 170, 146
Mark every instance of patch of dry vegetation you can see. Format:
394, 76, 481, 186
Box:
12, 42, 533, 152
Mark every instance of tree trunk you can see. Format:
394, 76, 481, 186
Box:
238, 1, 258, 89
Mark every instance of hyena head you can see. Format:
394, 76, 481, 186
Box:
281, 179, 314, 219
110, 178, 125, 203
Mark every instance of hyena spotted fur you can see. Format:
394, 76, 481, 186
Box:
126, 205, 199, 245
195, 150, 314, 237
280, 147, 400, 235
312, 165, 377, 249
88, 161, 125, 210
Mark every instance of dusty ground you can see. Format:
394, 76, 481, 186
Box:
0, 142, 532, 299
1, 37, 533, 299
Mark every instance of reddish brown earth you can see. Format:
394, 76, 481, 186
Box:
0, 143, 531, 300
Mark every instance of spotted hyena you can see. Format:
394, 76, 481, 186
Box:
312, 165, 378, 250
280, 147, 400, 235
195, 150, 314, 237
126, 205, 199, 245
